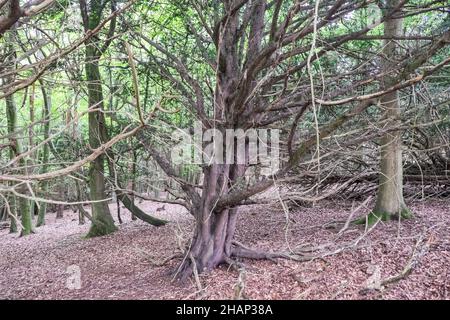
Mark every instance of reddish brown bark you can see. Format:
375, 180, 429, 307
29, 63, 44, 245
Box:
177, 164, 245, 280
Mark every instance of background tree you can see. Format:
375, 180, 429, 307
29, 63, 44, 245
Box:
35, 83, 51, 227
79, 0, 118, 237
371, 0, 412, 222
2, 33, 32, 236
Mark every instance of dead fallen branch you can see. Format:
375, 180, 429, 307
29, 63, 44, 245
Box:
381, 234, 434, 286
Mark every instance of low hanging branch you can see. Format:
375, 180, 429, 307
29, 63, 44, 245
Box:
0, 122, 143, 183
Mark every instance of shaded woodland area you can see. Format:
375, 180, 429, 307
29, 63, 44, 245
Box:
0, 0, 450, 300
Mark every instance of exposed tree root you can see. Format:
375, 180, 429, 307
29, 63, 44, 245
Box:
353, 207, 414, 226
231, 240, 319, 263
231, 242, 283, 262
353, 211, 388, 226
174, 218, 380, 286
149, 253, 184, 267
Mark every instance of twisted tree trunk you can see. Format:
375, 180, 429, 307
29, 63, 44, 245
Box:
177, 164, 245, 280
176, 0, 267, 279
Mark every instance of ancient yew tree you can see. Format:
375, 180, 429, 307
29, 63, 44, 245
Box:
0, 0, 449, 288
132, 0, 450, 279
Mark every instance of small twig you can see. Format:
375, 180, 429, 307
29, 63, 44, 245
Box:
224, 257, 248, 300
0, 193, 24, 231
337, 196, 372, 236
189, 253, 204, 294
149, 253, 183, 267
135, 247, 182, 267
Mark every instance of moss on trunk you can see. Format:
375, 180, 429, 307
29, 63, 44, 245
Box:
354, 207, 413, 226
19, 199, 32, 236
5, 93, 33, 236
82, 4, 117, 237
86, 212, 117, 238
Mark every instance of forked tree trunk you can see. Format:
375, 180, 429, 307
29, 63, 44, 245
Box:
176, 0, 268, 279
372, 0, 412, 222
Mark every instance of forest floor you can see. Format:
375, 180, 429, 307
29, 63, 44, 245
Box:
0, 198, 449, 300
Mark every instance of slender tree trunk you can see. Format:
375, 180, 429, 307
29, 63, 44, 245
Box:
116, 196, 122, 224
0, 204, 6, 221
5, 94, 33, 236
2, 35, 18, 233
372, 0, 412, 222
28, 84, 35, 160
129, 149, 137, 220
56, 204, 64, 219
55, 182, 65, 219
36, 85, 51, 227
28, 84, 38, 219
7, 194, 17, 233
78, 205, 87, 225
75, 180, 91, 225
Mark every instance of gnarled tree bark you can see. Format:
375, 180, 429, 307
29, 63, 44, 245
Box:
177, 164, 246, 280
